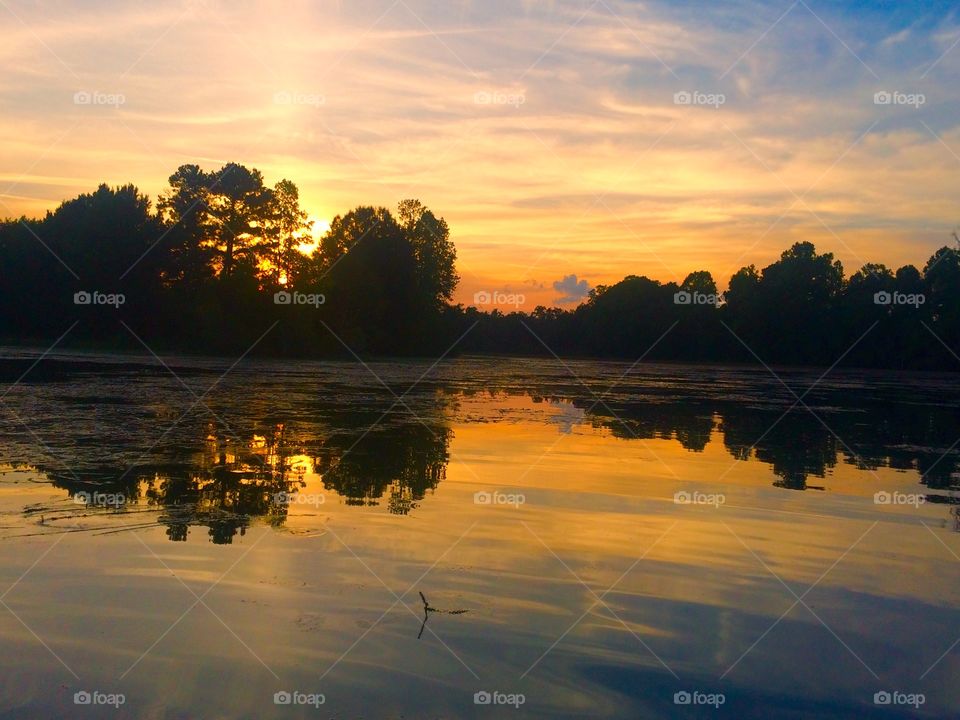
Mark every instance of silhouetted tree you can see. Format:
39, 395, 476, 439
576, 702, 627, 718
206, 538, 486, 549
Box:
731, 242, 845, 363
160, 163, 287, 280
925, 245, 960, 352
264, 179, 312, 286
397, 199, 459, 310
317, 206, 419, 352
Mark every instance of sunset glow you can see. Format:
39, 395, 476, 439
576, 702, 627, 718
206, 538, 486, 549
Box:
2, 1, 958, 307
3, 4, 960, 718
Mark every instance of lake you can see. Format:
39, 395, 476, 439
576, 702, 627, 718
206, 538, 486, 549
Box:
0, 350, 957, 718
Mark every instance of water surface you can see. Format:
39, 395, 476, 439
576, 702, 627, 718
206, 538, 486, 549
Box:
0, 351, 957, 718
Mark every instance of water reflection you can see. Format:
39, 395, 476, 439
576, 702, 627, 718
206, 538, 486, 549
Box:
315, 422, 450, 515
577, 395, 960, 492
27, 417, 451, 543
0, 357, 957, 542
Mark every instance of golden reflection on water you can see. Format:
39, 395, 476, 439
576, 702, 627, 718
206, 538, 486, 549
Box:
262, 392, 957, 609
0, 390, 958, 717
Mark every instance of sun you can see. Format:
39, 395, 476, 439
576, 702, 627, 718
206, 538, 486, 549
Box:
297, 215, 330, 255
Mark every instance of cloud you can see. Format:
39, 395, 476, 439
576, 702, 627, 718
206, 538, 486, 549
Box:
1, 0, 958, 308
552, 274, 591, 305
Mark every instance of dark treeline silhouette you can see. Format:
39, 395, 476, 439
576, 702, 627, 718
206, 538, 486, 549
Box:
458, 240, 960, 369
1, 163, 958, 368
0, 164, 459, 355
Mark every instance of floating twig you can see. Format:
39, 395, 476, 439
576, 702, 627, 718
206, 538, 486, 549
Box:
417, 590, 468, 639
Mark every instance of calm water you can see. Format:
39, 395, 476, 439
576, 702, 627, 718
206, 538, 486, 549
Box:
0, 351, 957, 719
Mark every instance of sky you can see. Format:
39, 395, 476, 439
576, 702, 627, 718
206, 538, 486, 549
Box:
1, 0, 959, 308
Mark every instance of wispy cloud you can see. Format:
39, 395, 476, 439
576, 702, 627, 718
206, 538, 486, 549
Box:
0, 0, 958, 306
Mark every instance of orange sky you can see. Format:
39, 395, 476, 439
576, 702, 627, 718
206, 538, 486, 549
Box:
1, 0, 958, 307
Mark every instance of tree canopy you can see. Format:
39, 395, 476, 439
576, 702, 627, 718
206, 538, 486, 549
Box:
0, 162, 958, 369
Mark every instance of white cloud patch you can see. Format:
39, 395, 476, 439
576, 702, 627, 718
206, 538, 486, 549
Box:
553, 274, 591, 304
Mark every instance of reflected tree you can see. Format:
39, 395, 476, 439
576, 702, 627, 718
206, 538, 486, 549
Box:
315, 423, 451, 515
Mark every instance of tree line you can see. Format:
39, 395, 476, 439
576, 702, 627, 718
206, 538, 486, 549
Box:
467, 240, 960, 369
0, 162, 957, 368
0, 163, 458, 355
